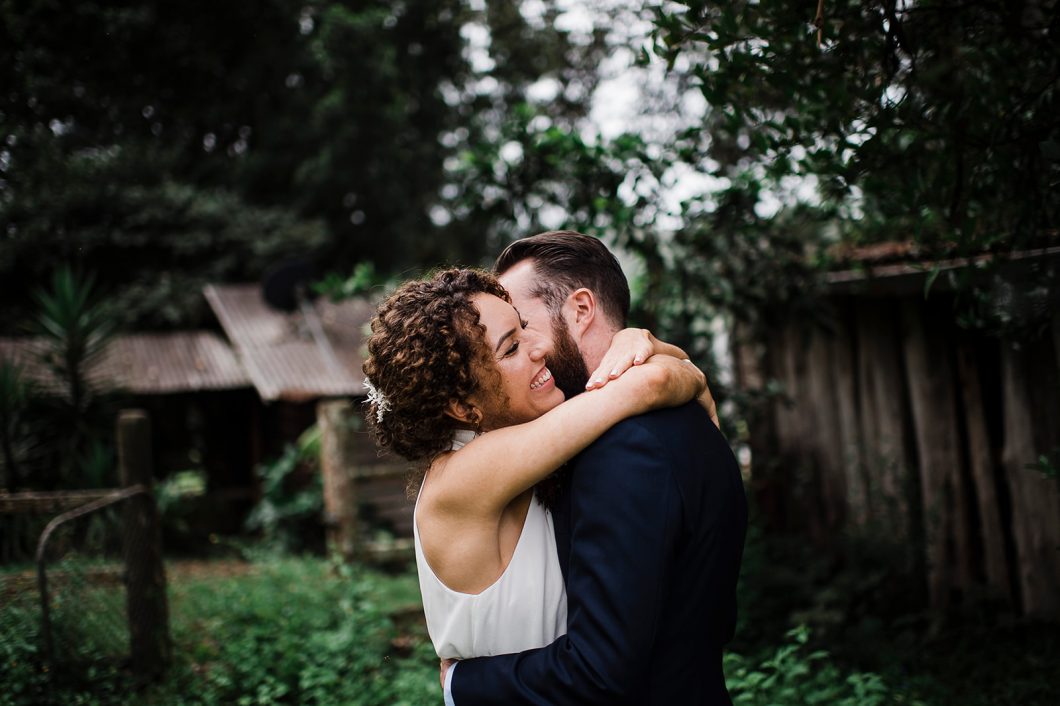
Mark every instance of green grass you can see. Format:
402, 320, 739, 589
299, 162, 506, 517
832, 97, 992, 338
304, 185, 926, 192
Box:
2, 557, 438, 706
3, 546, 1057, 705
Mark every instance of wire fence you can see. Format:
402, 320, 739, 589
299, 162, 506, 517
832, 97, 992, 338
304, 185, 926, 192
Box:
37, 501, 130, 665
0, 492, 146, 673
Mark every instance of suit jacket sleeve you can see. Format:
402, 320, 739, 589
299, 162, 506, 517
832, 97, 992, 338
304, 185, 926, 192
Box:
450, 419, 680, 705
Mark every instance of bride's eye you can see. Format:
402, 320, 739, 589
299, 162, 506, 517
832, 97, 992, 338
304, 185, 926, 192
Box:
503, 342, 519, 358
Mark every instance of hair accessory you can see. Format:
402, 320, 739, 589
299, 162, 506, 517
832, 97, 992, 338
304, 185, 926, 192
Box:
363, 378, 391, 423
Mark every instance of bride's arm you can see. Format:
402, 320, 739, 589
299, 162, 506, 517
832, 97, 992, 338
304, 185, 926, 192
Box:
428, 354, 704, 518
588, 329, 719, 428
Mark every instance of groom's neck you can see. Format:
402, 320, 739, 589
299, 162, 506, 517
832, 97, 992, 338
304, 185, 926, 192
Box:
579, 323, 621, 374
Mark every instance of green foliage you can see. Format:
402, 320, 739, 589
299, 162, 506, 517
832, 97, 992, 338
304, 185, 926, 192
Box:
5, 551, 1057, 705
0, 558, 437, 706
29, 268, 115, 409
650, 0, 1059, 252
244, 427, 325, 554
1, 142, 329, 329
731, 511, 1060, 706
1, 0, 612, 330
314, 262, 390, 301
1027, 448, 1060, 480
726, 626, 922, 705
612, 0, 1060, 360
14, 267, 120, 488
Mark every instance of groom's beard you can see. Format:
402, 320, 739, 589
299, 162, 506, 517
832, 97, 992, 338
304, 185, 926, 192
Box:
532, 311, 589, 509
547, 313, 590, 400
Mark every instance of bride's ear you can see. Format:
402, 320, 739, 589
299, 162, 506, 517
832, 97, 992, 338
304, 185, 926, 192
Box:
444, 399, 483, 428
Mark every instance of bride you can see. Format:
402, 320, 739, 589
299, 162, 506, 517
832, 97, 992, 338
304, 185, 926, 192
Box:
361, 267, 709, 660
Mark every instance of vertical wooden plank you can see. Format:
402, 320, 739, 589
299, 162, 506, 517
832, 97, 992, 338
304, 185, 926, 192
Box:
855, 299, 914, 542
1000, 343, 1060, 617
118, 409, 171, 677
902, 303, 978, 611
804, 327, 846, 535
830, 300, 868, 529
1053, 313, 1060, 376
318, 400, 359, 560
776, 322, 827, 538
955, 343, 1013, 606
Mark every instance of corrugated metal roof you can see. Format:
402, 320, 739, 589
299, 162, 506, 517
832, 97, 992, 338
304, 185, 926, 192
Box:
0, 332, 250, 395
203, 284, 370, 402
101, 333, 250, 393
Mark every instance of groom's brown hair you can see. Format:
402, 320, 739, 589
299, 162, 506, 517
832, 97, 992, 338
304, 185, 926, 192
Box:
493, 230, 630, 328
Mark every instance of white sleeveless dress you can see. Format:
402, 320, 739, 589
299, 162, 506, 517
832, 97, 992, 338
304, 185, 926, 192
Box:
414, 430, 568, 659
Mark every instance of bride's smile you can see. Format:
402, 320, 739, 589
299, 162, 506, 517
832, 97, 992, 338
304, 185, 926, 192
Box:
468, 292, 564, 427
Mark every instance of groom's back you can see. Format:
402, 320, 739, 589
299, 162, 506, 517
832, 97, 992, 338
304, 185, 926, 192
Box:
640, 402, 746, 703
562, 401, 747, 705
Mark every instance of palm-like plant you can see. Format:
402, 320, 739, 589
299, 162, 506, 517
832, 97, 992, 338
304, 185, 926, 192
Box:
28, 267, 117, 486
30, 268, 115, 414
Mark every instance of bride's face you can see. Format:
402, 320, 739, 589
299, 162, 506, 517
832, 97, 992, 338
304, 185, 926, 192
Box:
469, 292, 564, 428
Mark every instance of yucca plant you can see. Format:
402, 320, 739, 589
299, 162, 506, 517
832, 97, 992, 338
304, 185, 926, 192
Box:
27, 267, 118, 486
30, 268, 115, 414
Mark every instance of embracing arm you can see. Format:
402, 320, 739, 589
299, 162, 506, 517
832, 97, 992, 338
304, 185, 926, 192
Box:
449, 421, 681, 705
588, 328, 719, 428
430, 355, 703, 518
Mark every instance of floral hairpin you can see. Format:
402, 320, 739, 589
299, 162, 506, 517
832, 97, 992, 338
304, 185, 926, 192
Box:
363, 378, 391, 423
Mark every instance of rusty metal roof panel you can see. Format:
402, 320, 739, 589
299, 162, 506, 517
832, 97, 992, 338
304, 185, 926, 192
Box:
100, 332, 250, 393
0, 338, 59, 394
203, 284, 371, 402
0, 332, 249, 395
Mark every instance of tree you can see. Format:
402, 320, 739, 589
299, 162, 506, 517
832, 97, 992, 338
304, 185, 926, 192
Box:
0, 0, 617, 330
648, 0, 1059, 252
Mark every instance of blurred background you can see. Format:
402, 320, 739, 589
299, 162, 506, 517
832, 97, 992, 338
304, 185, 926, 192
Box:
1, 1, 1058, 704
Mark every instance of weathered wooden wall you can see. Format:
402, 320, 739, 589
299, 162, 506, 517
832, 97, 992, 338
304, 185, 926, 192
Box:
317, 400, 414, 562
738, 294, 1060, 618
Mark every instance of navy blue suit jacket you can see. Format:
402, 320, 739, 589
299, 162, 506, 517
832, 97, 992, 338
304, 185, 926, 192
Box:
451, 401, 748, 705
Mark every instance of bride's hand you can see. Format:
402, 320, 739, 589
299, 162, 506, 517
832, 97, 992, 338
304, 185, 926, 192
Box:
439, 658, 456, 688
631, 354, 707, 411
630, 354, 721, 429
586, 328, 656, 390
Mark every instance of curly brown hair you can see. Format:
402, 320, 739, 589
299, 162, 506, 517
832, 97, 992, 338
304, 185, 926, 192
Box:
362, 268, 510, 469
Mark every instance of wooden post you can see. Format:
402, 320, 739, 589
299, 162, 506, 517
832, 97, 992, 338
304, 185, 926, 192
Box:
318, 400, 359, 560
117, 409, 171, 677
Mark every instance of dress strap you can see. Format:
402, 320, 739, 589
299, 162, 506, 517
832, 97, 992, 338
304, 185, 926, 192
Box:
450, 429, 479, 451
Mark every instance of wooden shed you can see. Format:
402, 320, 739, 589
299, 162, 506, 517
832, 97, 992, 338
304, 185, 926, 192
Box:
734, 244, 1060, 618
1, 286, 413, 547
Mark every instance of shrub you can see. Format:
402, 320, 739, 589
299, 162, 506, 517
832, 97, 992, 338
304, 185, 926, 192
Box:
726, 626, 924, 706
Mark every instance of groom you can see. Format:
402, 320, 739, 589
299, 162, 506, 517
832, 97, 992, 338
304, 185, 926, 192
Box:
443, 231, 748, 705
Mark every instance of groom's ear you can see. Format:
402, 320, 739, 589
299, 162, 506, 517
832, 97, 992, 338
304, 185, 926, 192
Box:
565, 288, 597, 335
444, 399, 483, 428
